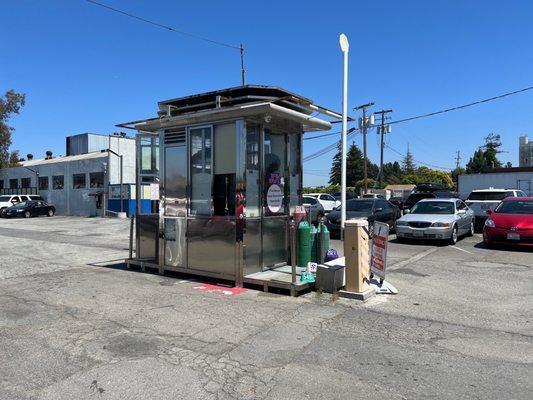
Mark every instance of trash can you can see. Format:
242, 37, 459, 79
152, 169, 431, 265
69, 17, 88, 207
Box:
316, 264, 345, 293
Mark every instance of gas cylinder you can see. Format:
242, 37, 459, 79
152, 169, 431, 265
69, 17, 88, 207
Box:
310, 224, 318, 263
298, 220, 311, 269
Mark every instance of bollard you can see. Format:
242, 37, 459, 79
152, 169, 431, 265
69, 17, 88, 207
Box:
339, 218, 374, 300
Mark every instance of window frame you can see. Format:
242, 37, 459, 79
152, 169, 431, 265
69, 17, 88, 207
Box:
89, 172, 105, 188
38, 176, 49, 191
72, 173, 87, 189
52, 175, 64, 190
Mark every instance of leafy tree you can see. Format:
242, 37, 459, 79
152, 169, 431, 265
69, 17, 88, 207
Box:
465, 149, 486, 173
482, 133, 502, 169
403, 167, 454, 190
0, 89, 25, 169
401, 147, 416, 175
381, 161, 404, 184
451, 167, 465, 190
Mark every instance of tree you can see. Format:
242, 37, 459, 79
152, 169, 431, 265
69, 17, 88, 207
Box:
465, 149, 486, 174
401, 147, 416, 175
381, 161, 404, 184
403, 167, 454, 190
0, 89, 25, 169
329, 142, 379, 186
482, 133, 502, 169
451, 166, 465, 190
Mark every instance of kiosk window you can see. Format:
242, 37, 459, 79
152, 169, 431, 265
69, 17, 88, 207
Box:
245, 124, 260, 217
288, 133, 301, 214
213, 123, 236, 216
190, 126, 212, 216
263, 130, 286, 216
140, 137, 159, 175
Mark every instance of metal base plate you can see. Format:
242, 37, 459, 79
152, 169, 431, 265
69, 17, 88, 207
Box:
338, 288, 376, 301
369, 278, 398, 294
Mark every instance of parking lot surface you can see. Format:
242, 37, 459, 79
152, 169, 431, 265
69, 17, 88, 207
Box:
0, 217, 531, 400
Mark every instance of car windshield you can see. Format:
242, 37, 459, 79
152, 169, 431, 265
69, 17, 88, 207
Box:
410, 201, 454, 214
0, 196, 12, 202
467, 191, 508, 201
495, 201, 533, 214
12, 201, 33, 208
345, 200, 374, 212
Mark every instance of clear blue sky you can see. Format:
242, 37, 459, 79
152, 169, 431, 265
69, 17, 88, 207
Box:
2, 0, 533, 186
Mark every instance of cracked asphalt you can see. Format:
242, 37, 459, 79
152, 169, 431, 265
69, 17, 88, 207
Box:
0, 216, 531, 399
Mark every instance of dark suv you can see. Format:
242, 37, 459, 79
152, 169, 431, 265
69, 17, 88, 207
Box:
403, 183, 456, 211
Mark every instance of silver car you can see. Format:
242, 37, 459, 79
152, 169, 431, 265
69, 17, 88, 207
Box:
302, 195, 325, 223
395, 198, 474, 245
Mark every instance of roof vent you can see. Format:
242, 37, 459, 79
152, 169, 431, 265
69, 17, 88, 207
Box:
27, 153, 33, 160
45, 150, 53, 160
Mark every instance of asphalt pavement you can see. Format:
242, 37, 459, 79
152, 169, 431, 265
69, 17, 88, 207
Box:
0, 216, 531, 400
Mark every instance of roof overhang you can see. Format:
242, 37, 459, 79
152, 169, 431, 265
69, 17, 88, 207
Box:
119, 101, 332, 133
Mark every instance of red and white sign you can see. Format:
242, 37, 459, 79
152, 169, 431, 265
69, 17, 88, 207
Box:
371, 222, 389, 279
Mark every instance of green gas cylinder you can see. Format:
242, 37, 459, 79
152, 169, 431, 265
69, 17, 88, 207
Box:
310, 224, 318, 263
298, 221, 311, 269
316, 223, 331, 263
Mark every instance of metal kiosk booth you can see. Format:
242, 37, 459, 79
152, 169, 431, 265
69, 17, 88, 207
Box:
120, 86, 336, 294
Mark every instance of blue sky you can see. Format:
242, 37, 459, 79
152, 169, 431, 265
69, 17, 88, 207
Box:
2, 0, 533, 186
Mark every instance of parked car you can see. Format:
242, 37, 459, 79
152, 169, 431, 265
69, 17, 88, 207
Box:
395, 198, 474, 245
483, 197, 533, 247
306, 193, 341, 213
362, 193, 385, 199
0, 200, 55, 218
0, 194, 44, 211
465, 188, 527, 231
302, 195, 325, 223
325, 198, 398, 237
403, 190, 456, 212
388, 196, 406, 211
333, 191, 358, 201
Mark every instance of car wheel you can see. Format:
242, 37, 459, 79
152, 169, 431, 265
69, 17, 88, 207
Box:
24, 211, 31, 219
47, 209, 54, 217
467, 219, 474, 237
449, 225, 458, 245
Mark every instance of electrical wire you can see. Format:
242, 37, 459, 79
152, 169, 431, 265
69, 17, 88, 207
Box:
384, 144, 454, 170
86, 0, 241, 50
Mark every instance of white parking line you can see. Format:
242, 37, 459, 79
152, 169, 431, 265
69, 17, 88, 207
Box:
449, 246, 473, 254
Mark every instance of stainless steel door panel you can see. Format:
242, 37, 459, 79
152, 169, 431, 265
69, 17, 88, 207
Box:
187, 218, 236, 277
164, 218, 186, 267
243, 218, 261, 275
262, 217, 287, 270
138, 215, 158, 260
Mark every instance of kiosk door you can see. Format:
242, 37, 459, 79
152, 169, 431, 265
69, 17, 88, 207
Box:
163, 132, 187, 268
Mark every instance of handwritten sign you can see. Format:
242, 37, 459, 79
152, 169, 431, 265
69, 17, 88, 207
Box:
370, 222, 389, 279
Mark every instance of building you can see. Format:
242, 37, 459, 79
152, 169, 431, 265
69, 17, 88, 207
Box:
458, 167, 533, 198
0, 133, 135, 216
519, 136, 533, 167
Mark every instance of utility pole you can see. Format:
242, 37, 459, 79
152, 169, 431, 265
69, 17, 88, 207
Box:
240, 44, 246, 85
455, 150, 461, 169
354, 102, 375, 193
374, 109, 393, 187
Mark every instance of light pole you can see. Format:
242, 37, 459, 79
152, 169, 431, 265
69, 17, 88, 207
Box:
102, 149, 124, 213
339, 33, 349, 239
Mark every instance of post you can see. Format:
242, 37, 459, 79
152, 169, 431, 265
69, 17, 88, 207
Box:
290, 220, 297, 286
374, 109, 393, 187
339, 34, 349, 240
119, 155, 124, 213
129, 215, 134, 261
240, 44, 246, 85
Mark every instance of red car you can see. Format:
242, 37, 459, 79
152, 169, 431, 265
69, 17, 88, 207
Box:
483, 197, 533, 247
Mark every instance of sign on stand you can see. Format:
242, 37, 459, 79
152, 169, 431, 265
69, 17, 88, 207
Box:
370, 222, 389, 279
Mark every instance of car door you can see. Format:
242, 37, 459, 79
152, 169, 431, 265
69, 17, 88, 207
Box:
318, 195, 332, 211
34, 201, 45, 216
455, 200, 469, 233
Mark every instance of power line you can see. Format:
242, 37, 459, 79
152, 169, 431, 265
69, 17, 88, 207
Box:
303, 84, 533, 162
86, 0, 246, 84
385, 144, 454, 170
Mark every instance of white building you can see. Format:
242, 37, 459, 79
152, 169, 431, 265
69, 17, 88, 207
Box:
519, 136, 533, 167
458, 167, 533, 198
0, 133, 135, 216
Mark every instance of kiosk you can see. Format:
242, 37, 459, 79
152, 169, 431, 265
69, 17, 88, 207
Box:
119, 86, 338, 293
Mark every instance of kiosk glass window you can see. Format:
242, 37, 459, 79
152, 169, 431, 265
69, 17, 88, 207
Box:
288, 133, 301, 214
140, 137, 159, 175
263, 129, 286, 216
245, 124, 260, 217
189, 126, 212, 216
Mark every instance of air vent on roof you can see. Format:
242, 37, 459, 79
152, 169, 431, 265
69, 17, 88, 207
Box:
164, 128, 186, 145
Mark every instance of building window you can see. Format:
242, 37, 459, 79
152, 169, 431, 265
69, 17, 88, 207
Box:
90, 172, 104, 188
21, 177, 31, 188
38, 176, 49, 191
53, 175, 64, 190
72, 173, 86, 189
9, 179, 18, 189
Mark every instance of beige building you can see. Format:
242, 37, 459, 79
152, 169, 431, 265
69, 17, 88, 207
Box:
519, 136, 533, 167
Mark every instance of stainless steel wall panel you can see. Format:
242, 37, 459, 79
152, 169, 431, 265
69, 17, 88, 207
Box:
187, 218, 236, 277
164, 217, 186, 267
243, 218, 261, 275
262, 217, 287, 269
137, 214, 158, 260
164, 145, 187, 217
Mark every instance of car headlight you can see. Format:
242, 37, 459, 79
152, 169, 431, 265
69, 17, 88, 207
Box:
484, 219, 495, 228
396, 220, 408, 226
431, 222, 450, 227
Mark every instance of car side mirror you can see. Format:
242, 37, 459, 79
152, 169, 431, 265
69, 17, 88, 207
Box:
404, 209, 410, 214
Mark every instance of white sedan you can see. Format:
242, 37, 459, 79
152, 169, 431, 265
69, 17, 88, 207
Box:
306, 193, 341, 213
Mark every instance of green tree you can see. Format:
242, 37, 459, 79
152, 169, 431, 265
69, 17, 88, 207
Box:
329, 142, 379, 186
401, 147, 416, 175
403, 167, 454, 190
465, 149, 486, 173
451, 167, 465, 190
482, 133, 502, 169
382, 161, 404, 184
0, 89, 25, 169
